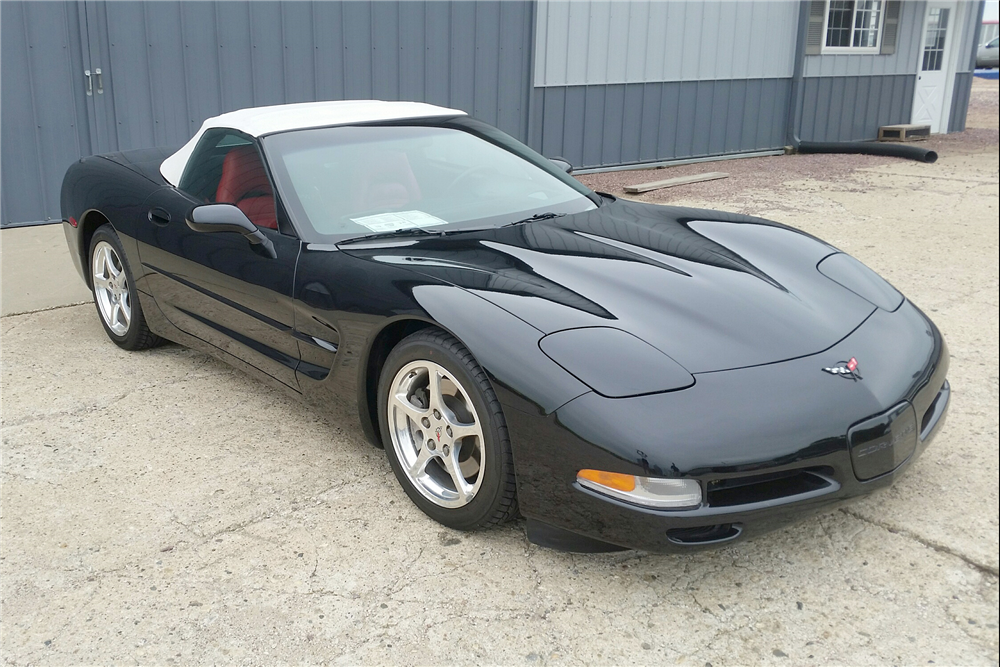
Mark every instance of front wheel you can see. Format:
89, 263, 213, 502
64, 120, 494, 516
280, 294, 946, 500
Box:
89, 225, 162, 350
378, 328, 518, 531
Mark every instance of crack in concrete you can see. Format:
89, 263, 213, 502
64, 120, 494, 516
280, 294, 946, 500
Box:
0, 300, 91, 319
0, 470, 62, 487
840, 507, 999, 577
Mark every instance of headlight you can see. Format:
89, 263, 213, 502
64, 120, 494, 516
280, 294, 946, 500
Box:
577, 469, 702, 509
818, 253, 903, 311
538, 327, 694, 397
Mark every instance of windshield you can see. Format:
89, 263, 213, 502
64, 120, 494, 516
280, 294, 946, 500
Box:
262, 118, 596, 242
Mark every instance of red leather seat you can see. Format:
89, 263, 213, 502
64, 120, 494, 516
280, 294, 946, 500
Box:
215, 145, 278, 230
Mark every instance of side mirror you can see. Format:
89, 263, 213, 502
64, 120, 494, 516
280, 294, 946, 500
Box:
187, 204, 277, 259
548, 156, 574, 174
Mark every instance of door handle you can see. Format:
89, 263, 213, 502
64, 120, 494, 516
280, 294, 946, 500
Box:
84, 69, 92, 96
148, 208, 171, 226
94, 68, 103, 95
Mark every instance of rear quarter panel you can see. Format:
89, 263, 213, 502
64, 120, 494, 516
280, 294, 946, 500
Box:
61, 154, 168, 290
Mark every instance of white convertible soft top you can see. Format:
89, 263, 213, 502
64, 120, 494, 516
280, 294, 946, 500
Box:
159, 100, 465, 186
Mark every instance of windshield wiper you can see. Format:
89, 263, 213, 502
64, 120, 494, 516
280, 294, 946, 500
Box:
336, 227, 443, 246
501, 212, 566, 228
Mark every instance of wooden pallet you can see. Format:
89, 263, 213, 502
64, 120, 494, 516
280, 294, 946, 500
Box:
878, 124, 931, 142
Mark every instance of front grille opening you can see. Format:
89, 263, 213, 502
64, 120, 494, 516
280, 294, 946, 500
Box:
666, 523, 742, 545
706, 468, 833, 508
920, 383, 945, 436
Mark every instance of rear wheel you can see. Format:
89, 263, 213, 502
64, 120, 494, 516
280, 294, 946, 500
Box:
378, 328, 518, 530
89, 225, 161, 350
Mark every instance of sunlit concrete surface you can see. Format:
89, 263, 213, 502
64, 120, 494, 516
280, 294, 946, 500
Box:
1, 223, 90, 317
2, 80, 996, 664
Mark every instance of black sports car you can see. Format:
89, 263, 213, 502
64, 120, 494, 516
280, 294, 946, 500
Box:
61, 101, 950, 552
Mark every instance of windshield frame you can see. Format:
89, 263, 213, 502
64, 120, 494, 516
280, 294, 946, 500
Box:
260, 116, 599, 244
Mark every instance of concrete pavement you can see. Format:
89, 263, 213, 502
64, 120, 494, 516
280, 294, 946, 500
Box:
1, 223, 91, 317
2, 84, 997, 664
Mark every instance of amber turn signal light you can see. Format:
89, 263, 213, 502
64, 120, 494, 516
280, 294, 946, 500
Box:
577, 469, 702, 509
577, 469, 636, 492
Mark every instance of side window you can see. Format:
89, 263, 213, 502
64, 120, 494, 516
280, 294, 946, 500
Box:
178, 129, 278, 231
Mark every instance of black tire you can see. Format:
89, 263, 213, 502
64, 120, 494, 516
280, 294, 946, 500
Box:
89, 224, 162, 350
378, 328, 518, 530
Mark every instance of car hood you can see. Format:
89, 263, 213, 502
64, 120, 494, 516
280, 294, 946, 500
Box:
341, 200, 877, 373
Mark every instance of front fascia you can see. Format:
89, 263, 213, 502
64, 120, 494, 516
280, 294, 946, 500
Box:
505, 300, 948, 550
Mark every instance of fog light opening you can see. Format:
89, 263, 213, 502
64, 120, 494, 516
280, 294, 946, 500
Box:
577, 469, 702, 509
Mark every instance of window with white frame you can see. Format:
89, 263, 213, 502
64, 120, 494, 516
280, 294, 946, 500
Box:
823, 0, 884, 53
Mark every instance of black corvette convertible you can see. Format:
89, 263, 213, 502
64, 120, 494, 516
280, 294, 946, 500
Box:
61, 101, 950, 552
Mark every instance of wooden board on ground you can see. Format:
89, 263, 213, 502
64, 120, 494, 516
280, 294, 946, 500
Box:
624, 171, 729, 194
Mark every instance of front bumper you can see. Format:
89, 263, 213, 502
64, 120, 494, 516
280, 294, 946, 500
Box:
506, 301, 950, 553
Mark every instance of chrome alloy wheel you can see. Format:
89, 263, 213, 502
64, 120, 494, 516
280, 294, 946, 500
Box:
92, 241, 131, 336
387, 360, 486, 508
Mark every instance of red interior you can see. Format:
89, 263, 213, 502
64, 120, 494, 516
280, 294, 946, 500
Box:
215, 146, 278, 230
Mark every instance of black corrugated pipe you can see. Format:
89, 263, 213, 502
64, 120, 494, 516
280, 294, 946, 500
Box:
797, 141, 938, 163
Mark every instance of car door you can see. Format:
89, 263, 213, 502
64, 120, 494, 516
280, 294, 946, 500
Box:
136, 129, 302, 391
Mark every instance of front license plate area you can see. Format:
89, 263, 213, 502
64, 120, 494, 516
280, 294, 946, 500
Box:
848, 402, 918, 481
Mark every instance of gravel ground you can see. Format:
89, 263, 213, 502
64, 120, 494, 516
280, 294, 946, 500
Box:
2, 80, 998, 665
578, 79, 1000, 216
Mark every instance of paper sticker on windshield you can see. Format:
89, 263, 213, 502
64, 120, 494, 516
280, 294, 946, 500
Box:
351, 211, 448, 233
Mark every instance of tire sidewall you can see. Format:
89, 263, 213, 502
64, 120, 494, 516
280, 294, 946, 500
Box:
378, 335, 507, 531
89, 226, 142, 349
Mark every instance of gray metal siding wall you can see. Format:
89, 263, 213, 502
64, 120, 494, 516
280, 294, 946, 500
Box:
949, 2, 986, 132
798, 1, 923, 142
101, 1, 534, 149
534, 0, 799, 85
0, 2, 93, 224
949, 72, 973, 131
802, 1, 926, 76
0, 0, 535, 226
531, 0, 797, 169
799, 74, 915, 141
533, 79, 791, 169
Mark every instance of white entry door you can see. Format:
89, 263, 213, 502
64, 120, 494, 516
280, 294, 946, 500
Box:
912, 2, 956, 133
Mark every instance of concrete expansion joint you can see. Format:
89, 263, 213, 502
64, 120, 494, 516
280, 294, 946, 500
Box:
839, 508, 999, 577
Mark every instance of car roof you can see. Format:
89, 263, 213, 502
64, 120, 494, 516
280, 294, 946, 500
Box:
160, 100, 465, 186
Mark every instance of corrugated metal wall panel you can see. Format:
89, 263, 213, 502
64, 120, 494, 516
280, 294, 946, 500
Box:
1, 0, 535, 226
802, 1, 925, 77
534, 78, 791, 169
534, 0, 799, 86
949, 72, 973, 131
957, 1, 986, 71
799, 74, 915, 141
1, 2, 91, 224
101, 0, 533, 149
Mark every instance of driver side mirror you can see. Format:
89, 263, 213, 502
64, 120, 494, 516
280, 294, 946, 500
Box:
187, 204, 277, 259
548, 156, 574, 174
